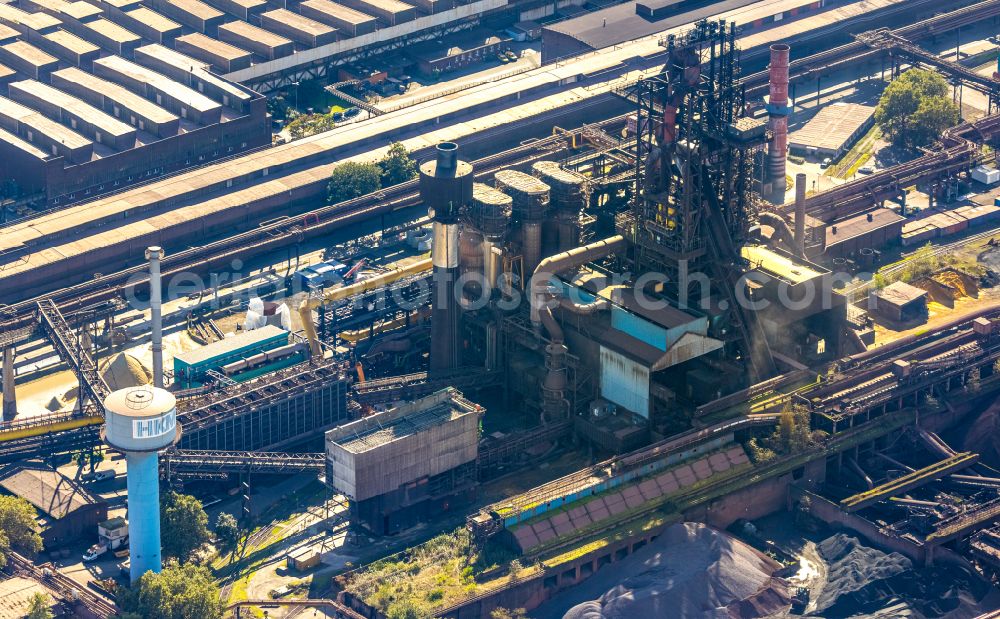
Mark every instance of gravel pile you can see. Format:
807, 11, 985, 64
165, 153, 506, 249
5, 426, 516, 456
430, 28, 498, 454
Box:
536, 522, 789, 619
812, 534, 912, 615
960, 396, 1000, 468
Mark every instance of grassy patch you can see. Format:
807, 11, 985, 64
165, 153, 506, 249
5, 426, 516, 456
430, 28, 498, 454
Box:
828, 125, 881, 179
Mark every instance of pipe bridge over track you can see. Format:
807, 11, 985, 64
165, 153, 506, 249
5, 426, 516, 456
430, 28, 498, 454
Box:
162, 449, 325, 476
352, 368, 503, 405
857, 28, 1000, 109
741, 0, 1000, 98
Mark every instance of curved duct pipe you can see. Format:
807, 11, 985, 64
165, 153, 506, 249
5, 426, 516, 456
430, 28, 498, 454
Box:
530, 235, 626, 325
299, 258, 433, 356
757, 212, 797, 254
529, 235, 625, 423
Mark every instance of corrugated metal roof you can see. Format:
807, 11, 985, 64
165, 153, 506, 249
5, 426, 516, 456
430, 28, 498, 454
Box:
174, 324, 287, 366
544, 0, 759, 51
0, 463, 99, 519
873, 281, 927, 307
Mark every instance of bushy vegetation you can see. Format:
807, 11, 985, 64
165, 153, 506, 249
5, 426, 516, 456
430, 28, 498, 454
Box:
160, 492, 210, 561
327, 142, 418, 204
746, 404, 820, 463
0, 495, 42, 565
119, 563, 222, 619
343, 527, 520, 617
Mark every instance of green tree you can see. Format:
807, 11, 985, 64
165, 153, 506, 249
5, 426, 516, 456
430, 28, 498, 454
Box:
379, 142, 418, 186
160, 492, 209, 560
328, 162, 382, 204
0, 495, 42, 565
909, 95, 961, 148
491, 609, 528, 619
26, 592, 51, 619
875, 69, 959, 148
119, 563, 222, 619
214, 512, 239, 549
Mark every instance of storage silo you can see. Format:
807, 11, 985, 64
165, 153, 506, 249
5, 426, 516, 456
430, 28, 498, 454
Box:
495, 170, 549, 274
102, 386, 179, 582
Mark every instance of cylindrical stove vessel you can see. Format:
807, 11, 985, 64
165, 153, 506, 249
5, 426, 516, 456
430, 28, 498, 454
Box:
495, 169, 549, 273
532, 161, 588, 252
420, 143, 474, 374
482, 239, 501, 295
470, 183, 512, 241
459, 227, 484, 270
768, 43, 791, 184
102, 386, 178, 582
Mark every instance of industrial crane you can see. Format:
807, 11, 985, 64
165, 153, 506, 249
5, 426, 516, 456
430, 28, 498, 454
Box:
297, 258, 432, 357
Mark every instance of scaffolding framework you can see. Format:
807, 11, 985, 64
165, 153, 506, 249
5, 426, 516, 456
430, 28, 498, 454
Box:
619, 19, 776, 380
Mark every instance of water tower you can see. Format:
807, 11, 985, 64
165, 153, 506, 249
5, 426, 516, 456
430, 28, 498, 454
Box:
102, 386, 179, 581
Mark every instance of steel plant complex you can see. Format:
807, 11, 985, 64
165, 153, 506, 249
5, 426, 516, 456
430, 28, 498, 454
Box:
5, 0, 1000, 617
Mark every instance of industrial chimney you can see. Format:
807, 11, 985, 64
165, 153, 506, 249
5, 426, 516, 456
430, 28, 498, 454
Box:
768, 44, 791, 185
145, 246, 164, 388
420, 143, 473, 374
1, 346, 14, 422
103, 386, 178, 582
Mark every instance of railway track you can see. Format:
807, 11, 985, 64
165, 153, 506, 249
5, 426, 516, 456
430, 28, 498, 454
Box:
6, 552, 119, 618
741, 0, 1000, 96
788, 113, 1000, 220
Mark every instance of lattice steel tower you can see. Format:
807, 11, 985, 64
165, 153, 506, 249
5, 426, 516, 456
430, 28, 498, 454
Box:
622, 19, 776, 379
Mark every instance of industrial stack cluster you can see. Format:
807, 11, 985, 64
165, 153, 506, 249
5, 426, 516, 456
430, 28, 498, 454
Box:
420, 142, 590, 374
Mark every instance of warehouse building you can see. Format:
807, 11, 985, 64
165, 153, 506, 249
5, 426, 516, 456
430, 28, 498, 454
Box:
325, 388, 483, 534
408, 28, 505, 75
0, 462, 108, 548
173, 325, 300, 388
823, 208, 905, 258
0, 23, 268, 205
868, 281, 928, 323
789, 102, 876, 159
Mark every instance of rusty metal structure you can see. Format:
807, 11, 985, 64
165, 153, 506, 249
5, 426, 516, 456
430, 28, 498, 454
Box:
622, 19, 776, 380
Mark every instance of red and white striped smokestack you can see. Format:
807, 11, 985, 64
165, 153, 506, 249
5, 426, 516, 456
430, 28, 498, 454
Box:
768, 44, 790, 185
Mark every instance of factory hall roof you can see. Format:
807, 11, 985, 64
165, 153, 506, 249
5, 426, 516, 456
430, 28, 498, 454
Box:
788, 102, 875, 154
872, 281, 928, 307
544, 0, 759, 51
328, 388, 480, 454
742, 245, 825, 285
0, 462, 100, 520
173, 324, 287, 366
826, 208, 905, 245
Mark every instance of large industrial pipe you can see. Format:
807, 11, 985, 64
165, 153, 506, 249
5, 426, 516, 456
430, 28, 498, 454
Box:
146, 246, 164, 388
530, 235, 625, 423
299, 258, 432, 357
794, 173, 806, 257
1, 346, 14, 422
530, 235, 626, 325
768, 44, 791, 184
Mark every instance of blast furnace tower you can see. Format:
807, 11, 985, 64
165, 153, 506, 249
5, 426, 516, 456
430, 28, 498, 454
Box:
103, 386, 178, 582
